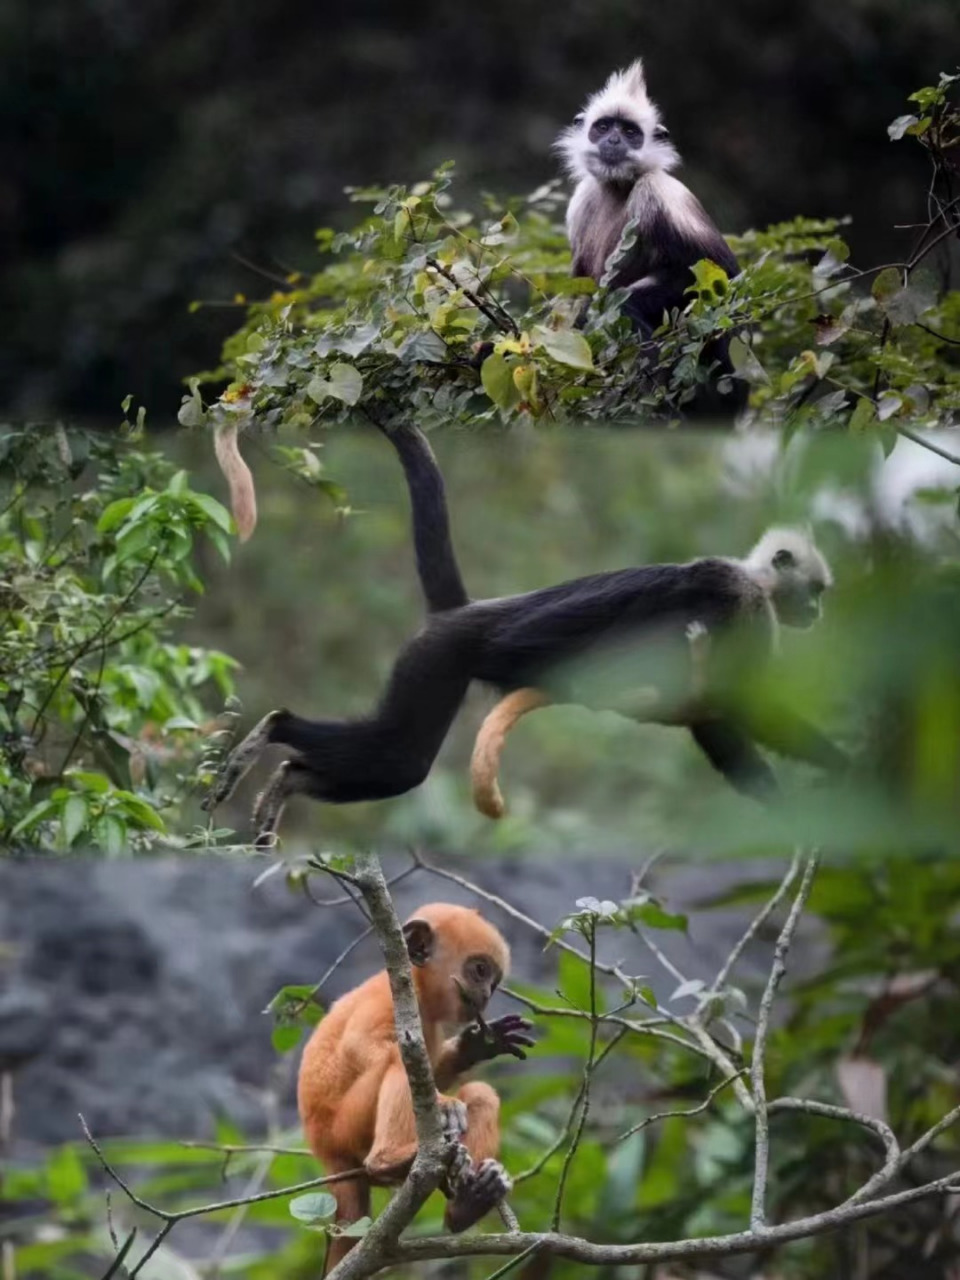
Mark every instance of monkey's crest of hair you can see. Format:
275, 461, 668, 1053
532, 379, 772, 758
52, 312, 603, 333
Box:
555, 59, 681, 184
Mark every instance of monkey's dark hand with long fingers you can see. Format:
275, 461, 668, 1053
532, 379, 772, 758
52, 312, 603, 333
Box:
453, 1013, 536, 1071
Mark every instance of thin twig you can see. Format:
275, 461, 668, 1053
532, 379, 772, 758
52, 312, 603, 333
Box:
619, 1071, 748, 1142
749, 850, 820, 1231
551, 922, 600, 1230
710, 851, 803, 996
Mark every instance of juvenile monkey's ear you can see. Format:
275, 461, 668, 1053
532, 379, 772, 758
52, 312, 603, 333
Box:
403, 918, 436, 966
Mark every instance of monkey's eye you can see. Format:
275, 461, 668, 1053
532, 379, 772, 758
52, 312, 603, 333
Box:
622, 122, 641, 139
773, 549, 796, 569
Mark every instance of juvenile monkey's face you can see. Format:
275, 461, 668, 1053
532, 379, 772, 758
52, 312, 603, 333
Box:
452, 952, 503, 1018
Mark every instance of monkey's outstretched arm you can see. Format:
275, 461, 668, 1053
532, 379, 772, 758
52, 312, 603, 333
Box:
738, 703, 850, 774
471, 689, 551, 819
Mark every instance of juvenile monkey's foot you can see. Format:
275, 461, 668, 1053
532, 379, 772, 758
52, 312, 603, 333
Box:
438, 1097, 469, 1146
444, 1158, 513, 1233
202, 710, 280, 811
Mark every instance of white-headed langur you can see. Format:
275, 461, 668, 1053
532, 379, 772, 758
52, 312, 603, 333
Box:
556, 59, 747, 414
205, 423, 847, 845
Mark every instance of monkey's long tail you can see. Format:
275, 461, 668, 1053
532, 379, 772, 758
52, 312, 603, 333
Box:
373, 421, 470, 612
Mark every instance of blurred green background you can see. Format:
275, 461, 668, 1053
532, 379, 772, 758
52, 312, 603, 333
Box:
3, 0, 956, 418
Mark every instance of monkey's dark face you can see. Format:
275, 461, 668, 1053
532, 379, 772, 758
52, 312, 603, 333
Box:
770, 548, 828, 629
452, 953, 502, 1017
585, 114, 647, 182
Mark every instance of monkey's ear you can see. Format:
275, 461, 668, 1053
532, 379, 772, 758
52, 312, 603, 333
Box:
403, 918, 436, 967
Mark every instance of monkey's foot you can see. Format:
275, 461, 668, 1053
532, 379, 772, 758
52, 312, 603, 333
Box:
202, 711, 280, 811
444, 1158, 513, 1233
251, 758, 294, 849
438, 1097, 469, 1145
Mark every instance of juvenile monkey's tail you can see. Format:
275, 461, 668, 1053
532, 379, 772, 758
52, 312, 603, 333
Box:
374, 421, 470, 612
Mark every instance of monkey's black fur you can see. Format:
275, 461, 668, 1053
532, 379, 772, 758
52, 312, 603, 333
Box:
208, 425, 846, 842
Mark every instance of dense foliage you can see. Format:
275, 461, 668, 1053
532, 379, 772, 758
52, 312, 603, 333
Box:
0, 424, 238, 853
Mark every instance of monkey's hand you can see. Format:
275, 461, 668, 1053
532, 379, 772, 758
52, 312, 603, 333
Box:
456, 1014, 535, 1069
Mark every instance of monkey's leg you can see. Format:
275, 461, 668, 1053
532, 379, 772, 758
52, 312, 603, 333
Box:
202, 710, 281, 810
690, 718, 780, 804
322, 1170, 371, 1276
471, 689, 551, 819
444, 1082, 511, 1233
364, 1065, 468, 1185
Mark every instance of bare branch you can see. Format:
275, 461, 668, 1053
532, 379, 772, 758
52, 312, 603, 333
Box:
749, 850, 820, 1231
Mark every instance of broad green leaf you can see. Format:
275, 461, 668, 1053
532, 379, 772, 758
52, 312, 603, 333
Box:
481, 353, 520, 409
189, 492, 233, 532
272, 1025, 303, 1054
61, 795, 88, 847
94, 815, 126, 855
534, 326, 594, 371
327, 362, 363, 405
289, 1192, 337, 1224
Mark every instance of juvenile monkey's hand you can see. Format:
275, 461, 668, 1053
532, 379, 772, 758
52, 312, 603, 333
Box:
457, 1014, 535, 1068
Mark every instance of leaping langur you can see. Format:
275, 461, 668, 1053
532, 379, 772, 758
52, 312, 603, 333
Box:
556, 59, 746, 412
205, 422, 847, 845
297, 903, 533, 1274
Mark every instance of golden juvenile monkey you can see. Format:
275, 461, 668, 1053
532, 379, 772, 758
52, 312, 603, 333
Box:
297, 903, 534, 1274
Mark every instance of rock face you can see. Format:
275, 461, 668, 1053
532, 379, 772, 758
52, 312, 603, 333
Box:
0, 853, 796, 1149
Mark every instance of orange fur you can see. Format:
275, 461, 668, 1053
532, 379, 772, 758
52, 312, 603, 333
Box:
297, 904, 512, 1274
471, 689, 551, 819
213, 422, 257, 542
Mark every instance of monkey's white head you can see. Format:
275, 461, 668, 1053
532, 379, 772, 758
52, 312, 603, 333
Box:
555, 59, 680, 186
742, 527, 834, 629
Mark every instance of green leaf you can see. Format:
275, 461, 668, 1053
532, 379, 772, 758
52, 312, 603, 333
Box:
327, 363, 364, 405
631, 901, 688, 932
189, 492, 234, 532
534, 327, 594, 371
272, 1024, 303, 1054
340, 1216, 372, 1238
94, 814, 126, 855
96, 498, 137, 534
112, 793, 166, 832
688, 258, 730, 298
47, 1146, 88, 1203
849, 397, 878, 435
728, 336, 769, 385
481, 353, 520, 409
289, 1192, 338, 1224
61, 795, 88, 847
10, 798, 58, 837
